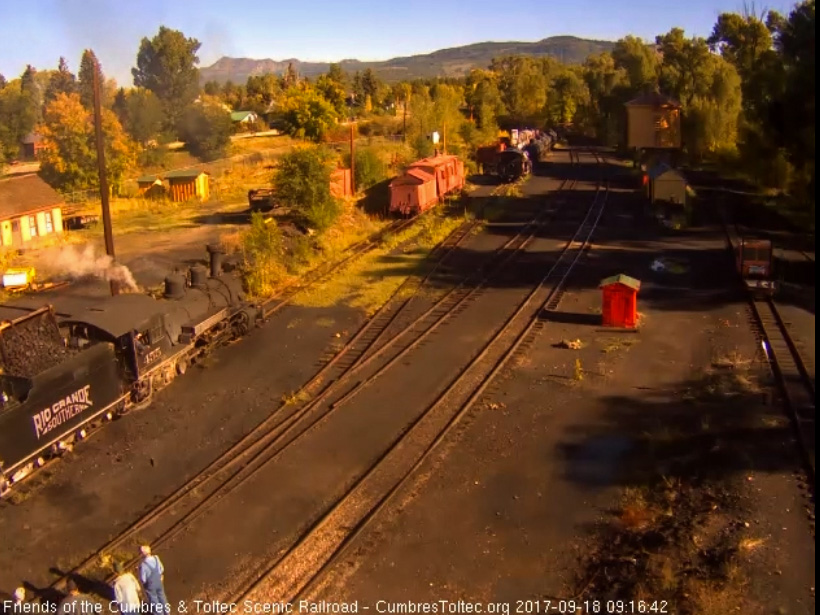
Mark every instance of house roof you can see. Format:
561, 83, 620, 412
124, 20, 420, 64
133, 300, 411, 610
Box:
647, 163, 685, 182
626, 91, 681, 108
21, 133, 44, 145
230, 111, 256, 122
599, 274, 641, 291
137, 175, 162, 183
0, 174, 64, 220
164, 169, 209, 180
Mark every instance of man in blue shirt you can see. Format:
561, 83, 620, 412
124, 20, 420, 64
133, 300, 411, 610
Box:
138, 545, 169, 612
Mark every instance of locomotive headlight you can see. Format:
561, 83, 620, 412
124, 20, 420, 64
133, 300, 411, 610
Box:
79, 429, 87, 439
106, 412, 113, 421
36, 457, 45, 467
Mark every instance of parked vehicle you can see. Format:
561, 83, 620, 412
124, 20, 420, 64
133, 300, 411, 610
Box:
248, 188, 277, 213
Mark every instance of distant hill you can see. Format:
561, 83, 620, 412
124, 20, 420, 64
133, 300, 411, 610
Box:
200, 36, 615, 85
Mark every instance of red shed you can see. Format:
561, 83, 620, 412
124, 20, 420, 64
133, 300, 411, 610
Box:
389, 168, 437, 215
599, 274, 641, 328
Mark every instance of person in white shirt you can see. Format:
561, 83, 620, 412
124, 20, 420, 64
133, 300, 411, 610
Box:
111, 562, 142, 614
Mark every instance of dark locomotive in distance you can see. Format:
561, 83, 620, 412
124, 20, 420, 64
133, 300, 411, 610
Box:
0, 245, 260, 496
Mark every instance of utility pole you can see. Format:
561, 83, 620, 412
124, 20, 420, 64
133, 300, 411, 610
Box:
349, 122, 356, 195
91, 53, 118, 296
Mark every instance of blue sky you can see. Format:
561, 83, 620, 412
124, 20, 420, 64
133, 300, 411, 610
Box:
0, 0, 799, 86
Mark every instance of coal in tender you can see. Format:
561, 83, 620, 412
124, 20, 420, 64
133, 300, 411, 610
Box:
0, 312, 81, 378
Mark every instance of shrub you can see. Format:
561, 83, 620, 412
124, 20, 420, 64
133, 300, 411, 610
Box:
345, 147, 387, 192
274, 145, 342, 231
240, 213, 288, 297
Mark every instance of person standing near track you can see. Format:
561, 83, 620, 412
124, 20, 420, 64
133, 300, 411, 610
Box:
112, 561, 142, 613
137, 545, 169, 613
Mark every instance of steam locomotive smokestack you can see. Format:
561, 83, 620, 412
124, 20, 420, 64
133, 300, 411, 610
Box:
206, 244, 224, 278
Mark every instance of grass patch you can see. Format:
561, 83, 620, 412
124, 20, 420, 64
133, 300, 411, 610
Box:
281, 390, 311, 406
598, 336, 640, 354
229, 134, 296, 156
291, 207, 467, 315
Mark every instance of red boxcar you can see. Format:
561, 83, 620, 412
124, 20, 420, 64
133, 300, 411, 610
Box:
389, 155, 465, 216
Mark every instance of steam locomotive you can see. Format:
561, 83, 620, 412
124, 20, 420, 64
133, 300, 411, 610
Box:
0, 245, 261, 496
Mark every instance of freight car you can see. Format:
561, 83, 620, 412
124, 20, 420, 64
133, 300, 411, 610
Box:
524, 132, 554, 163
0, 245, 261, 496
736, 237, 777, 297
476, 143, 506, 175
389, 154, 465, 217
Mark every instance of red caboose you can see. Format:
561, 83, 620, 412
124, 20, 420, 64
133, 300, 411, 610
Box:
389, 168, 438, 216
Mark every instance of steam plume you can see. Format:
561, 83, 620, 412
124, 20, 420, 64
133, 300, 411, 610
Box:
50, 244, 139, 292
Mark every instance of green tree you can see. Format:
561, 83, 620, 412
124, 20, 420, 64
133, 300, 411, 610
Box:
611, 36, 659, 92
327, 63, 346, 86
360, 68, 380, 106
202, 80, 221, 96
20, 64, 43, 124
45, 57, 76, 104
708, 11, 784, 123
315, 74, 347, 116
548, 68, 589, 125
0, 80, 37, 159
133, 26, 202, 132
39, 92, 136, 192
465, 70, 505, 138
581, 52, 629, 144
774, 0, 815, 200
178, 101, 232, 161
245, 74, 280, 113
282, 62, 299, 89
279, 87, 339, 142
491, 56, 548, 127
120, 88, 165, 145
273, 145, 341, 230
77, 50, 103, 109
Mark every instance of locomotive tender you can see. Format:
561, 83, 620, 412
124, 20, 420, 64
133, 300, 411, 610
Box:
0, 245, 260, 495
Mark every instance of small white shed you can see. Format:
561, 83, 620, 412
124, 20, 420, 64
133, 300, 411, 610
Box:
647, 163, 687, 205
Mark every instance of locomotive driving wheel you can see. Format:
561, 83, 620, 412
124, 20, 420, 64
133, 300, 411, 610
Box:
232, 312, 251, 339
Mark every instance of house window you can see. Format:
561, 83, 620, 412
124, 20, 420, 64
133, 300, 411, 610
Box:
45, 212, 54, 233
29, 216, 37, 237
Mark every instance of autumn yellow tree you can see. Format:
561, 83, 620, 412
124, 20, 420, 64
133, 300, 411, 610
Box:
39, 92, 136, 192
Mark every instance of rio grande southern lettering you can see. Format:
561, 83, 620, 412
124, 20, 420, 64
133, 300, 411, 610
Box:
32, 385, 93, 440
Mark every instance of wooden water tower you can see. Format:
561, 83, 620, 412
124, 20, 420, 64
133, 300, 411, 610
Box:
625, 91, 682, 168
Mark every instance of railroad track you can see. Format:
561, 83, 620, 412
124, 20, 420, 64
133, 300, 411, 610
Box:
723, 219, 816, 486
258, 214, 420, 318
230, 150, 607, 602
34, 151, 581, 599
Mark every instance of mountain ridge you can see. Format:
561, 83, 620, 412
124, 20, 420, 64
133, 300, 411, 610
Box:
199, 35, 615, 85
